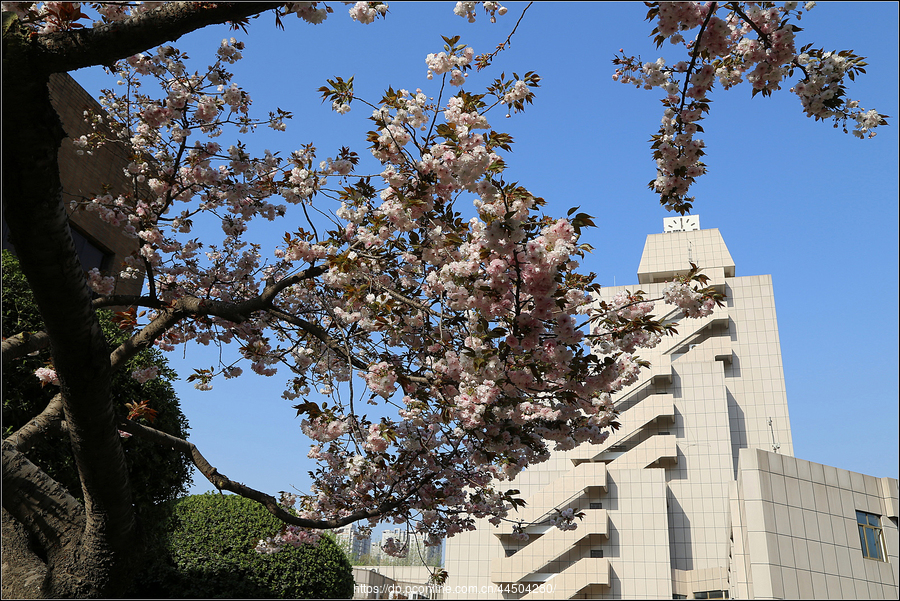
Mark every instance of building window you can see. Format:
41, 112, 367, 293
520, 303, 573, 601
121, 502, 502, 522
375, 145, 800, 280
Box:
590, 502, 602, 509
590, 549, 604, 558
2, 218, 112, 274
856, 511, 886, 561
693, 591, 728, 599
70, 226, 113, 272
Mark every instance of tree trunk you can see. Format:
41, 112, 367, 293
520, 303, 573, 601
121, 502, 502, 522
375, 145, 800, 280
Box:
1, 508, 51, 598
1, 5, 283, 596
2, 28, 137, 588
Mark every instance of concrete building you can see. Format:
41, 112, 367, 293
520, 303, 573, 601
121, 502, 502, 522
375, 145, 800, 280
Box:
336, 523, 373, 559
2, 72, 142, 296
729, 449, 898, 599
353, 566, 442, 599
444, 217, 899, 599
375, 528, 443, 566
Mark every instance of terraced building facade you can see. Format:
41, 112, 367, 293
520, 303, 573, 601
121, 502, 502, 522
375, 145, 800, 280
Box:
444, 219, 898, 600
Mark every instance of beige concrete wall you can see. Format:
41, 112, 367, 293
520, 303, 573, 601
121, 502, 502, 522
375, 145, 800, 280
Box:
732, 448, 899, 599
48, 72, 144, 296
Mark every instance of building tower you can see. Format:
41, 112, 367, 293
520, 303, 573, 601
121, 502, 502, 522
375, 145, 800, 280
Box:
335, 523, 372, 559
444, 219, 898, 600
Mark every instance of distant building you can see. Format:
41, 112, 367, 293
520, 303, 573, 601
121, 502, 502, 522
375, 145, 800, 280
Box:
444, 217, 899, 599
353, 566, 441, 600
2, 72, 142, 296
349, 530, 444, 599
376, 528, 443, 566
336, 523, 372, 559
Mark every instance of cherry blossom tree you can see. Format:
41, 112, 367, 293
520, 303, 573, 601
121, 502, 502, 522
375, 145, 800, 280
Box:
1, 2, 884, 597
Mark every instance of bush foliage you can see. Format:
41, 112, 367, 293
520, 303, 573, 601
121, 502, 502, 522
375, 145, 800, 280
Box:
158, 493, 354, 599
1, 249, 191, 525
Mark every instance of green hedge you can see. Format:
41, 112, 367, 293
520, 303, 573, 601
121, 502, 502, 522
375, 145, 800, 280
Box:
155, 493, 354, 599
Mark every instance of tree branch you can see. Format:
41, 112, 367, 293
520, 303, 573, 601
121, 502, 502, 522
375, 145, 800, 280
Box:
677, 2, 718, 119
106, 265, 329, 371
28, 2, 284, 75
362, 273, 441, 317
475, 1, 533, 70
91, 295, 167, 310
1, 330, 51, 365
267, 306, 370, 371
1, 507, 51, 598
1, 440, 86, 568
725, 2, 771, 48
4, 394, 66, 453
118, 418, 406, 530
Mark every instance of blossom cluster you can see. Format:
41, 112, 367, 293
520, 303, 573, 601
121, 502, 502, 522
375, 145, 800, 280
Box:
549, 507, 581, 531
255, 526, 321, 554
363, 362, 398, 398
790, 49, 885, 138
348, 1, 388, 25
426, 40, 475, 82
510, 523, 529, 541
663, 280, 717, 318
87, 267, 116, 296
35, 367, 60, 386
454, 1, 507, 23
381, 536, 410, 558
613, 1, 887, 214
253, 492, 323, 553
130, 366, 160, 384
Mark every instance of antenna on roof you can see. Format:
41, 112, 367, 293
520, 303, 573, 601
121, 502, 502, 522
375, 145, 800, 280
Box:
767, 417, 781, 453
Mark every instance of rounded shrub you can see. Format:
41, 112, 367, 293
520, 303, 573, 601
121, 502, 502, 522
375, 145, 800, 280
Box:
160, 493, 354, 599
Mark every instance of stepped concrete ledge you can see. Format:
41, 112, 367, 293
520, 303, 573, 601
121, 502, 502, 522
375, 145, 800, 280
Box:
491, 510, 608, 583
495, 462, 606, 535
522, 557, 610, 600
570, 394, 674, 466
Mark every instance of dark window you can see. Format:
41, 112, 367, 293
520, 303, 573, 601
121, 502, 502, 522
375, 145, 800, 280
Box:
857, 511, 885, 561
694, 591, 728, 599
70, 226, 112, 272
590, 502, 602, 509
590, 549, 603, 558
2, 217, 112, 274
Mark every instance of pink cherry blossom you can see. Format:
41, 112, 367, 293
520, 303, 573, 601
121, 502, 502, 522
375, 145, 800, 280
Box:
35, 367, 60, 386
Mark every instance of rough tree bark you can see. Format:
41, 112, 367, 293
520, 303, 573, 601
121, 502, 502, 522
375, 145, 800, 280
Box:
1, 4, 281, 597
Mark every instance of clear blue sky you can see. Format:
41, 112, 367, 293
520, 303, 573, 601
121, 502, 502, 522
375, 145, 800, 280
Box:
71, 3, 898, 510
